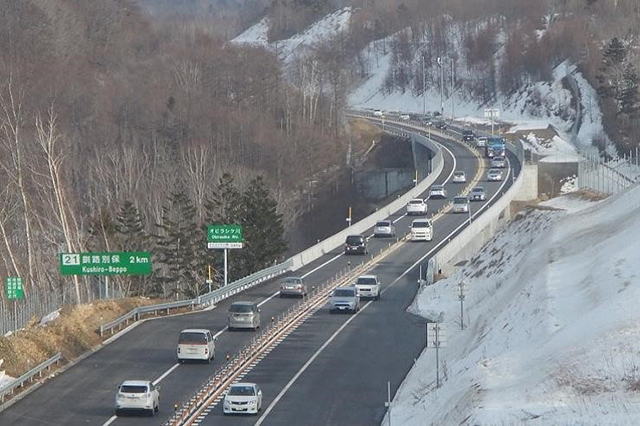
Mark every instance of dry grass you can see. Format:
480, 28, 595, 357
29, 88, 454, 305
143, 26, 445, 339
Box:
0, 297, 158, 377
347, 118, 384, 155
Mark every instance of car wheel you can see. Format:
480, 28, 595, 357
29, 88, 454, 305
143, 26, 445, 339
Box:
206, 354, 211, 364
155, 403, 159, 413
376, 294, 380, 301
148, 408, 155, 417
115, 409, 121, 417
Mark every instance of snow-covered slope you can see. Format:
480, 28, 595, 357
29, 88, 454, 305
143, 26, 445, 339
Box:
232, 7, 351, 64
0, 359, 14, 391
388, 188, 640, 425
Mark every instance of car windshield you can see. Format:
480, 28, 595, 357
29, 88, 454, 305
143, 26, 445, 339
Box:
333, 289, 355, 297
454, 197, 468, 204
229, 304, 253, 313
179, 332, 207, 344
431, 186, 443, 191
409, 200, 423, 204
376, 221, 390, 227
412, 221, 430, 228
490, 169, 500, 174
228, 386, 255, 396
346, 236, 363, 245
463, 130, 473, 135
454, 172, 464, 176
356, 277, 377, 285
282, 277, 301, 284
120, 385, 148, 394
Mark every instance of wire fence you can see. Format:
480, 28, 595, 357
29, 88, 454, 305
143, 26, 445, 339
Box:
0, 280, 123, 336
578, 150, 640, 195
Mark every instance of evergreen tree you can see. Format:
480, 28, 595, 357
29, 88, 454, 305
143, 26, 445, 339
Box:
617, 63, 639, 118
155, 189, 205, 298
116, 201, 151, 296
237, 176, 287, 278
597, 37, 627, 99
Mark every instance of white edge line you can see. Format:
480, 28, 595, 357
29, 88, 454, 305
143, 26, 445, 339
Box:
153, 363, 180, 386
254, 150, 511, 425
102, 415, 117, 426
301, 253, 343, 279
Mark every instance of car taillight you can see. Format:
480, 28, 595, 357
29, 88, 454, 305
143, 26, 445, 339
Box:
205, 347, 208, 354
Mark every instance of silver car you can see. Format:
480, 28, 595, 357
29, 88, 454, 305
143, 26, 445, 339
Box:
476, 136, 487, 147
374, 220, 395, 237
453, 196, 470, 213
429, 185, 447, 199
470, 187, 486, 201
487, 168, 503, 181
228, 302, 260, 331
329, 287, 360, 314
279, 277, 307, 298
490, 156, 506, 168
452, 171, 467, 183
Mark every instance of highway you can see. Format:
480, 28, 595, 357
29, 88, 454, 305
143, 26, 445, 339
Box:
0, 121, 519, 426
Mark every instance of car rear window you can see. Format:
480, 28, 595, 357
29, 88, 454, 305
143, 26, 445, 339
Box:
454, 172, 464, 176
228, 386, 255, 396
229, 304, 253, 313
376, 221, 390, 227
179, 332, 207, 344
346, 236, 363, 245
120, 385, 148, 394
409, 200, 423, 204
333, 289, 355, 297
454, 197, 468, 204
282, 277, 301, 284
356, 277, 377, 285
431, 186, 443, 190
412, 221, 431, 228
472, 188, 484, 193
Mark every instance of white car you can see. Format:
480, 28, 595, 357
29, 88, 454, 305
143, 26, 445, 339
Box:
410, 219, 433, 242
374, 220, 395, 237
223, 383, 263, 415
177, 329, 215, 363
354, 275, 381, 300
115, 380, 160, 416
490, 156, 506, 168
453, 196, 470, 213
470, 187, 486, 201
487, 168, 503, 181
406, 198, 428, 215
399, 114, 410, 121
373, 109, 384, 117
452, 171, 467, 183
429, 185, 447, 199
476, 136, 487, 147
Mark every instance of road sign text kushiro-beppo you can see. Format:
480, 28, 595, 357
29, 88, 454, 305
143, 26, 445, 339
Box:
59, 252, 152, 276
207, 224, 243, 249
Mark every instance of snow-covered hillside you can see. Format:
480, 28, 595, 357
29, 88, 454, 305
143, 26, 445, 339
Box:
388, 188, 640, 425
232, 7, 351, 64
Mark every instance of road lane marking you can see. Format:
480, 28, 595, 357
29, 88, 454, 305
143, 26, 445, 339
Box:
301, 253, 343, 278
102, 415, 117, 426
255, 153, 512, 425
153, 363, 180, 386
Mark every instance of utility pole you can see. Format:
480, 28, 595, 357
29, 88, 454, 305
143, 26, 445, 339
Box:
385, 381, 392, 426
346, 207, 352, 228
428, 323, 445, 388
451, 58, 454, 120
437, 57, 444, 118
422, 54, 427, 115
458, 280, 467, 330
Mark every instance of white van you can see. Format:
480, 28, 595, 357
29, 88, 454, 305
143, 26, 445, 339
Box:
177, 329, 215, 363
410, 219, 433, 242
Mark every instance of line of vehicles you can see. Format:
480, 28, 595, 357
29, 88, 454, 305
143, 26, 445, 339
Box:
114, 123, 510, 420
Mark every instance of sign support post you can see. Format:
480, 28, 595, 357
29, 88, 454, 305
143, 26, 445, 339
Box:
224, 248, 228, 287
207, 224, 243, 289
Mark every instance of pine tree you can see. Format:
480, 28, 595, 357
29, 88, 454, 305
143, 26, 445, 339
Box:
597, 37, 627, 99
617, 63, 639, 118
237, 176, 288, 278
116, 201, 151, 296
155, 189, 205, 298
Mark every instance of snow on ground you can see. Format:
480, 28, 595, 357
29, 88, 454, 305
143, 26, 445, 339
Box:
39, 309, 60, 327
389, 186, 640, 425
558, 175, 578, 195
232, 8, 351, 64
0, 359, 15, 391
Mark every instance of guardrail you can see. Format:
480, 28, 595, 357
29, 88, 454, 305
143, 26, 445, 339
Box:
0, 353, 62, 405
99, 260, 293, 337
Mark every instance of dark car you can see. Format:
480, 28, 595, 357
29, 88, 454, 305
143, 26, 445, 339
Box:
461, 130, 475, 142
434, 120, 447, 130
344, 235, 368, 255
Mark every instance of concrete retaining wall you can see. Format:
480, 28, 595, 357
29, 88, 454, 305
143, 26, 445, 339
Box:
290, 128, 444, 270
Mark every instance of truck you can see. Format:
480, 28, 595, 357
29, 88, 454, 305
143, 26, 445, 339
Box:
485, 136, 506, 158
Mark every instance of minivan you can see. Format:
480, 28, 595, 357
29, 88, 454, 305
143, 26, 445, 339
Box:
177, 329, 215, 363
410, 219, 433, 242
344, 235, 368, 255
228, 302, 261, 331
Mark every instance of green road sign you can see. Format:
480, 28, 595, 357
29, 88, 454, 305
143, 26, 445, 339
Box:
5, 277, 24, 300
207, 224, 243, 249
59, 252, 152, 276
